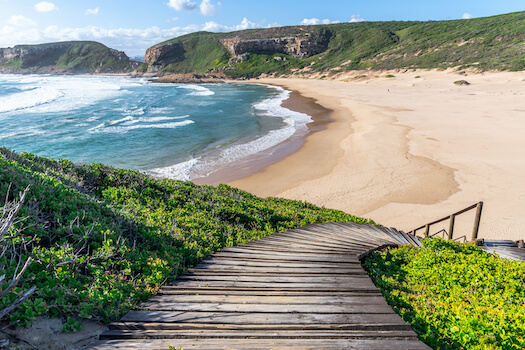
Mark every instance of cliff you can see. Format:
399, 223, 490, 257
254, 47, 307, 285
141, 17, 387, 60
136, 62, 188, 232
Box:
142, 11, 525, 78
0, 41, 139, 74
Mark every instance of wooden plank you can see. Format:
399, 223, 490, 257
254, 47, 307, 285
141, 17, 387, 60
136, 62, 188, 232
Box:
136, 302, 395, 314
212, 251, 360, 263
100, 329, 419, 339
187, 266, 367, 274
175, 275, 373, 283
88, 338, 432, 350
220, 246, 359, 256
166, 281, 377, 291
121, 311, 409, 326
157, 289, 382, 296
197, 259, 360, 267
141, 295, 390, 305
222, 245, 358, 255
107, 322, 404, 331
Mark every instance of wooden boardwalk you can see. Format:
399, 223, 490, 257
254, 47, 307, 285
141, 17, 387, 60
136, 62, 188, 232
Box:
88, 222, 430, 350
480, 240, 525, 262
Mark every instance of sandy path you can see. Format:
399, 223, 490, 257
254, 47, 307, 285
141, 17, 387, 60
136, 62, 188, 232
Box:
227, 70, 525, 240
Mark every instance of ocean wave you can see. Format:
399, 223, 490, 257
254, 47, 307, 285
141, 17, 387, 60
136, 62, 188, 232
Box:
148, 158, 199, 181
89, 120, 195, 134
254, 85, 312, 131
109, 115, 190, 126
110, 116, 135, 125
179, 84, 215, 96
0, 75, 137, 115
0, 86, 64, 113
0, 127, 46, 140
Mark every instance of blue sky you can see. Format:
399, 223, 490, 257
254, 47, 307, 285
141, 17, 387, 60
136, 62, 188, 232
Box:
1, 0, 523, 57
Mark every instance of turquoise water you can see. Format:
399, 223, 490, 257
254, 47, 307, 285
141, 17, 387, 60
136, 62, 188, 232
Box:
0, 75, 311, 180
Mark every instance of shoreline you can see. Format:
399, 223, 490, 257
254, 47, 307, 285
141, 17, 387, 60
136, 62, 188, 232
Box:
218, 70, 525, 241
192, 86, 334, 186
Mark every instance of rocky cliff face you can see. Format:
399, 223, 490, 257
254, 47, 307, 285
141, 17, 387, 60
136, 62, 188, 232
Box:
0, 43, 71, 68
220, 37, 327, 59
143, 35, 328, 74
144, 42, 185, 73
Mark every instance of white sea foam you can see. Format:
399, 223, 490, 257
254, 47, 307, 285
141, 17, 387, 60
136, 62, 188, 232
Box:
148, 158, 199, 181
150, 107, 176, 114
0, 75, 141, 115
179, 84, 215, 96
0, 127, 46, 140
0, 87, 64, 113
110, 116, 135, 125
139, 115, 189, 123
253, 85, 312, 133
89, 120, 194, 134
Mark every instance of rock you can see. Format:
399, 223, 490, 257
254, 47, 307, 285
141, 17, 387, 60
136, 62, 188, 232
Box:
151, 73, 226, 84
454, 80, 471, 86
220, 36, 326, 59
144, 42, 185, 73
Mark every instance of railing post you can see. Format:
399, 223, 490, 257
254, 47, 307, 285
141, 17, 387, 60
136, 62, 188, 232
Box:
471, 202, 483, 242
448, 214, 455, 240
425, 224, 430, 238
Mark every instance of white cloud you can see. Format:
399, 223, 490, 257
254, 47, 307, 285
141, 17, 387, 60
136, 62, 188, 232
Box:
349, 14, 365, 23
199, 0, 216, 16
462, 13, 473, 19
0, 18, 262, 56
167, 0, 197, 11
300, 18, 339, 25
86, 7, 99, 15
34, 1, 58, 13
7, 15, 37, 27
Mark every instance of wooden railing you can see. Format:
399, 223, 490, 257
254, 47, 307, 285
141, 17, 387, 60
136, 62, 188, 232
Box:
411, 202, 483, 242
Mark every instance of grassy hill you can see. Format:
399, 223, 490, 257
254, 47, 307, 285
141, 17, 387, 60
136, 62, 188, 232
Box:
0, 148, 371, 328
146, 11, 525, 78
0, 41, 138, 74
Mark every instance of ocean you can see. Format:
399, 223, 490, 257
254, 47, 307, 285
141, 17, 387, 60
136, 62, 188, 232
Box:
0, 74, 312, 181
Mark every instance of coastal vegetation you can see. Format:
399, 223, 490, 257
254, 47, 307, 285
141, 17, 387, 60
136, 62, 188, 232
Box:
0, 41, 138, 74
365, 238, 525, 349
146, 11, 525, 77
0, 148, 370, 329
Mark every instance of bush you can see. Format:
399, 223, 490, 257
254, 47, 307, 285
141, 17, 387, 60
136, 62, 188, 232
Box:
364, 238, 525, 349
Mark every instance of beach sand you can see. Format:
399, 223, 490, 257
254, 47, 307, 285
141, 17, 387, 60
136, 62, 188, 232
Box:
225, 70, 525, 241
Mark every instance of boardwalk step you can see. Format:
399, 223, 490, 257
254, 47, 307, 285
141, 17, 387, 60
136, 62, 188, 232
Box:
100, 329, 421, 340
91, 338, 431, 349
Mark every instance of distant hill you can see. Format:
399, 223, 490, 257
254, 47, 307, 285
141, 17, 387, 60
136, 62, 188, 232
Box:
142, 11, 525, 78
0, 41, 139, 75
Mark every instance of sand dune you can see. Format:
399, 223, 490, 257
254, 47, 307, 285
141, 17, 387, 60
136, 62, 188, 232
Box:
228, 70, 525, 240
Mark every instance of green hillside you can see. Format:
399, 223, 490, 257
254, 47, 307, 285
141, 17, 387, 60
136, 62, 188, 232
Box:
147, 11, 525, 78
0, 148, 370, 328
0, 41, 137, 74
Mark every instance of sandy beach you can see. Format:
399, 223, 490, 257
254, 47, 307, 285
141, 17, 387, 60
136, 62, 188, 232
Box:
225, 70, 525, 241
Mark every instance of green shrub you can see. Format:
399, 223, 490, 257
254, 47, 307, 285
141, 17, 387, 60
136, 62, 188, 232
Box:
364, 238, 525, 349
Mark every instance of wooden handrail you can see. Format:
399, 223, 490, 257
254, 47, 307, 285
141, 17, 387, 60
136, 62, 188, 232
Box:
411, 202, 483, 242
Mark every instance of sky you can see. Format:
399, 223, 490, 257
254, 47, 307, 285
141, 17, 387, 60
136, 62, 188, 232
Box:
0, 0, 523, 57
